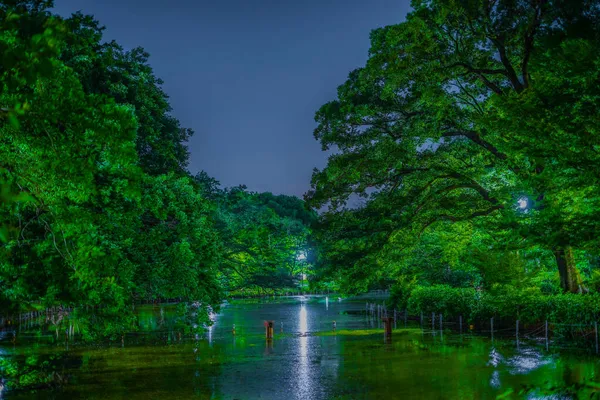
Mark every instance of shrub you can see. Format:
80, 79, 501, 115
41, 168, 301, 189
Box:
405, 284, 600, 325
407, 285, 476, 318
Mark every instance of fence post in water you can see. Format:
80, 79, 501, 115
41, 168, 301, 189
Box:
459, 315, 463, 335
545, 320, 549, 351
431, 313, 435, 332
265, 321, 274, 340
404, 309, 408, 328
420, 311, 423, 329
491, 317, 494, 342
382, 317, 393, 339
394, 309, 397, 329
439, 314, 443, 337
516, 320, 519, 348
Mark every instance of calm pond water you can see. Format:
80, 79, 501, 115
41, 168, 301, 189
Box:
2, 296, 600, 399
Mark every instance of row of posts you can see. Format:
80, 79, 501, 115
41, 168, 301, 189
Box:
364, 303, 600, 353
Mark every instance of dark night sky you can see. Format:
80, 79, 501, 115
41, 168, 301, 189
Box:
53, 0, 411, 197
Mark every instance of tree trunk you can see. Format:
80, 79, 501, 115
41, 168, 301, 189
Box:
554, 246, 583, 293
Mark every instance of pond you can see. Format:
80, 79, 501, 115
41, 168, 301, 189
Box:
2, 296, 600, 399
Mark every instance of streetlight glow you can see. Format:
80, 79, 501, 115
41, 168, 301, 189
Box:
517, 197, 528, 210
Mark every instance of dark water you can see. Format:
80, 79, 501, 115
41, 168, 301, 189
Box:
2, 296, 600, 399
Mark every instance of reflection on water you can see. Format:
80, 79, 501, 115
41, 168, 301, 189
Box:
506, 348, 553, 374
3, 297, 600, 400
297, 304, 310, 400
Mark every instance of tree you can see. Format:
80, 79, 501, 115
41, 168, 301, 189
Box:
0, 2, 223, 337
307, 0, 600, 292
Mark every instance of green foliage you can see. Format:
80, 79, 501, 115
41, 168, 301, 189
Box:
194, 174, 317, 294
388, 276, 417, 310
406, 284, 600, 325
407, 285, 476, 318
0, 2, 223, 338
307, 0, 600, 294
0, 354, 69, 392
0, 2, 317, 337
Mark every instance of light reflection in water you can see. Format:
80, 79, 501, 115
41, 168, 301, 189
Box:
297, 304, 310, 399
207, 310, 216, 346
490, 370, 501, 388
506, 348, 552, 374
299, 305, 308, 335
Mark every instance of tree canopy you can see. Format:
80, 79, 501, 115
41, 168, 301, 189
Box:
308, 0, 600, 294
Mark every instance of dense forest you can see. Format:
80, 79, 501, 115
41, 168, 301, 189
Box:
2, 0, 600, 340
0, 0, 315, 338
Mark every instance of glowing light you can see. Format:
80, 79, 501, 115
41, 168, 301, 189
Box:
517, 197, 528, 210
297, 252, 306, 261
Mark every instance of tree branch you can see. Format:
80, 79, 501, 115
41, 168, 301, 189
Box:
442, 130, 507, 160
490, 36, 524, 92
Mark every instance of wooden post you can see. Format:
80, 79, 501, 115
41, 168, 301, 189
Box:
516, 320, 520, 348
431, 313, 435, 331
420, 311, 423, 329
491, 317, 494, 341
459, 315, 463, 334
394, 309, 397, 329
265, 321, 274, 340
439, 314, 443, 337
382, 317, 393, 338
404, 309, 408, 328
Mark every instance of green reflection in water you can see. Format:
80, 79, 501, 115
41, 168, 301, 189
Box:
2, 298, 600, 399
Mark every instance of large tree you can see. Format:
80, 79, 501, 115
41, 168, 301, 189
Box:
0, 1, 222, 336
308, 0, 600, 293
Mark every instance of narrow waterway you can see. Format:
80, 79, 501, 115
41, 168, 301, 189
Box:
2, 296, 600, 399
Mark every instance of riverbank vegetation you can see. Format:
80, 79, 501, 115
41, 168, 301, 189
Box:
308, 0, 600, 317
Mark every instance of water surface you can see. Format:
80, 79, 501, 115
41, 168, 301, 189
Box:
3, 296, 600, 399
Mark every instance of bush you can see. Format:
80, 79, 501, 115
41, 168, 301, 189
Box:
407, 285, 476, 318
405, 284, 600, 325
388, 276, 417, 310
